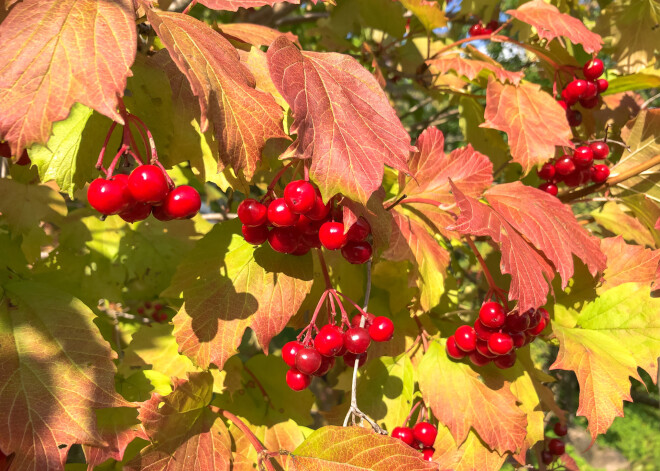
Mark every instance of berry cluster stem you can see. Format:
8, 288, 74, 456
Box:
464, 235, 509, 310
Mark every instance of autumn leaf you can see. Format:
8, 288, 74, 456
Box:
83, 408, 147, 468
432, 426, 506, 471
591, 202, 656, 247
481, 78, 573, 175
126, 371, 233, 471
0, 0, 136, 154
399, 0, 447, 31
341, 190, 392, 251
551, 283, 660, 440
146, 9, 287, 179
165, 220, 314, 370
267, 36, 414, 204
199, 0, 299, 11
427, 54, 524, 85
0, 281, 132, 470
506, 0, 603, 53
0, 179, 67, 235
599, 236, 660, 292
217, 23, 299, 48
229, 419, 304, 470
418, 341, 527, 454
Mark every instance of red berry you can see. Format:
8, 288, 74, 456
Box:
351, 312, 376, 327
474, 319, 497, 341
479, 301, 506, 328
537, 163, 556, 180
510, 331, 525, 348
542, 450, 555, 465
538, 307, 550, 322
454, 325, 477, 352
267, 198, 299, 227
312, 354, 335, 376
487, 332, 514, 355
548, 438, 565, 456
343, 351, 367, 368
565, 79, 588, 101
539, 182, 558, 196
561, 88, 577, 106
554, 422, 568, 436
314, 325, 344, 356
580, 95, 599, 109
0, 141, 11, 157
292, 245, 310, 256
526, 309, 541, 329
162, 186, 201, 219
295, 215, 317, 235
306, 191, 331, 221
238, 199, 267, 226
468, 23, 483, 36
87, 177, 132, 215
567, 109, 582, 127
295, 347, 322, 375
15, 150, 30, 166
596, 78, 609, 93
391, 427, 415, 446
573, 146, 594, 168
469, 351, 492, 366
369, 316, 394, 342
413, 422, 437, 447
480, 27, 493, 35
119, 202, 151, 223
590, 142, 609, 159
557, 100, 568, 111
152, 205, 174, 221
319, 221, 347, 250
284, 180, 317, 214
526, 316, 547, 336
346, 217, 371, 241
422, 447, 434, 461
583, 58, 604, 81
555, 156, 576, 175
504, 312, 530, 332
128, 165, 169, 204
343, 327, 371, 354
446, 336, 466, 360
493, 350, 517, 369
486, 20, 498, 30
341, 240, 372, 264
268, 227, 299, 253
286, 368, 311, 391
282, 341, 304, 367
476, 339, 497, 358
242, 224, 269, 245
583, 80, 598, 99
152, 311, 168, 323
591, 164, 610, 183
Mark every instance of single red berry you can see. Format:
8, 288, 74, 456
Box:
596, 78, 609, 93
504, 312, 530, 332
422, 447, 434, 461
486, 20, 498, 30
282, 341, 304, 367
554, 422, 568, 436
537, 163, 556, 180
341, 240, 372, 264
295, 215, 317, 235
469, 350, 492, 366
480, 27, 493, 35
238, 198, 267, 226
583, 58, 604, 81
301, 231, 321, 249
468, 23, 483, 36
573, 146, 594, 168
557, 100, 568, 111
580, 95, 599, 109
369, 316, 394, 342
286, 368, 311, 391
527, 316, 548, 336
268, 227, 299, 253
488, 332, 514, 355
0, 141, 11, 157
346, 217, 371, 241
510, 331, 525, 348
555, 156, 576, 175
391, 427, 415, 446
476, 339, 497, 358
314, 325, 344, 356
154, 303, 163, 310
284, 180, 317, 214
525, 309, 541, 329
413, 422, 437, 447
128, 165, 169, 204
583, 80, 598, 99
567, 109, 582, 127
312, 354, 335, 376
561, 88, 578, 106
292, 245, 310, 256
267, 198, 299, 227
590, 142, 609, 159
351, 312, 376, 327
343, 351, 367, 368
87, 177, 132, 215
473, 319, 497, 341
548, 438, 565, 456
242, 224, 269, 245
319, 221, 347, 250
162, 186, 201, 219
539, 182, 559, 197
454, 325, 477, 352
542, 450, 555, 465
591, 164, 610, 183
295, 347, 322, 375
538, 307, 550, 322
152, 205, 174, 221
494, 350, 517, 369
152, 311, 168, 323
306, 191, 331, 221
343, 327, 371, 354
120, 202, 151, 223
479, 301, 506, 328
446, 336, 466, 360
565, 79, 588, 101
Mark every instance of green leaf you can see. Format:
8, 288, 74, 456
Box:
458, 97, 509, 169
622, 194, 660, 247
0, 179, 67, 235
604, 73, 660, 95
83, 407, 146, 468
400, 0, 446, 32
591, 201, 655, 246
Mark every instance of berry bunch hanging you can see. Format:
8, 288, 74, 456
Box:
557, 58, 608, 127
446, 301, 550, 368
468, 19, 499, 36
541, 421, 568, 465
135, 301, 168, 323
391, 417, 438, 461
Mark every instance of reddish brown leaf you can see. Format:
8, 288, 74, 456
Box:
0, 0, 136, 154
267, 36, 414, 204
506, 0, 603, 53
427, 54, 524, 85
600, 236, 660, 292
147, 9, 287, 179
199, 0, 326, 12
482, 78, 573, 175
83, 408, 147, 468
217, 23, 298, 48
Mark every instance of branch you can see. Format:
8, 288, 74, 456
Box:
216, 408, 277, 471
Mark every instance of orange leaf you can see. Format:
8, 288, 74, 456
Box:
600, 236, 660, 291
427, 54, 524, 85
0, 0, 136, 154
217, 23, 299, 48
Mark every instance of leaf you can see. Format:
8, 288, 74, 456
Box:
481, 78, 573, 175
267, 36, 414, 204
431, 426, 506, 471
341, 190, 392, 252
622, 194, 660, 247
551, 283, 660, 440
604, 73, 660, 95
289, 426, 438, 470
599, 236, 660, 292
0, 0, 136, 154
217, 23, 299, 48
418, 341, 527, 454
83, 408, 146, 468
0, 179, 67, 235
591, 202, 655, 247
167, 220, 314, 369
427, 54, 524, 85
458, 97, 509, 169
229, 419, 304, 470
126, 372, 233, 471
198, 0, 326, 12
399, 0, 447, 32
506, 0, 603, 53
0, 281, 131, 470
449, 182, 606, 311
146, 9, 287, 179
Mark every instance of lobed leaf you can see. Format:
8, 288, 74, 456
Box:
217, 23, 299, 48
83, 408, 146, 468
599, 236, 660, 292
432, 426, 506, 471
591, 202, 656, 247
427, 54, 524, 85
399, 0, 446, 32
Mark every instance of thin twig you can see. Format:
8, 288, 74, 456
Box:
641, 91, 660, 110
215, 408, 277, 471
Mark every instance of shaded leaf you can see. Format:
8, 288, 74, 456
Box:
217, 23, 298, 48
591, 202, 655, 247
599, 236, 660, 292
341, 190, 392, 252
458, 97, 510, 169
427, 54, 524, 85
198, 0, 326, 12
83, 408, 146, 468
0, 0, 136, 154
399, 0, 446, 31
622, 194, 660, 247
0, 179, 67, 235
267, 36, 413, 204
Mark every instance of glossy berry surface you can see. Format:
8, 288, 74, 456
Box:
351, 312, 375, 327
284, 180, 316, 214
286, 368, 311, 391
474, 319, 497, 341
306, 193, 331, 221
242, 224, 269, 245
596, 78, 609, 93
454, 325, 477, 352
590, 141, 609, 159
152, 204, 174, 221
527, 316, 547, 336
476, 339, 496, 358
295, 347, 322, 375
343, 351, 367, 368
583, 58, 604, 80
468, 23, 483, 36
446, 336, 466, 359
537, 163, 556, 180
413, 423, 437, 447
494, 350, 516, 369
422, 447, 434, 461
567, 109, 582, 127
548, 438, 565, 456
268, 227, 299, 253
341, 240, 372, 264
391, 427, 415, 446
539, 182, 558, 196
319, 222, 347, 250
573, 146, 594, 168
88, 178, 132, 215
554, 422, 568, 436
268, 198, 299, 227
119, 203, 151, 223
591, 164, 610, 183
510, 331, 525, 348
469, 351, 492, 366
565, 79, 587, 102
580, 95, 599, 109
346, 217, 371, 241
282, 341, 304, 367
479, 301, 506, 328
343, 327, 371, 354
368, 316, 394, 342
162, 186, 201, 219
127, 165, 169, 204
504, 312, 530, 332
314, 325, 344, 356
583, 80, 598, 99
238, 199, 267, 226
487, 332, 514, 355
555, 156, 576, 175
312, 355, 335, 376
541, 450, 554, 465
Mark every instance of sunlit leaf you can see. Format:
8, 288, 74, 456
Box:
399, 0, 446, 31
591, 202, 655, 247
599, 236, 660, 292
217, 23, 299, 48
427, 54, 524, 85
83, 408, 146, 469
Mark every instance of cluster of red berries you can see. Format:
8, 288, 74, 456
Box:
238, 180, 373, 263
537, 141, 610, 196
391, 422, 437, 461
88, 164, 201, 223
282, 313, 394, 391
558, 58, 609, 127
541, 422, 568, 464
0, 141, 30, 166
468, 19, 499, 36
446, 302, 550, 368
136, 301, 168, 323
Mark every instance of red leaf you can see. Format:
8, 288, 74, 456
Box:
482, 78, 573, 175
427, 54, 524, 85
600, 236, 660, 291
146, 9, 287, 179
506, 0, 603, 53
198, 0, 326, 12
449, 182, 606, 311
83, 408, 147, 468
217, 23, 299, 48
267, 36, 414, 204
0, 0, 136, 154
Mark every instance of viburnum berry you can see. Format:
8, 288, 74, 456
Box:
341, 240, 372, 264
119, 202, 151, 223
454, 325, 477, 352
486, 20, 498, 31
487, 332, 514, 355
526, 309, 541, 329
468, 350, 492, 366
413, 422, 437, 447
319, 221, 347, 250
391, 427, 415, 446
343, 327, 371, 354
468, 23, 483, 36
238, 198, 267, 226
555, 156, 576, 175
596, 78, 609, 93
282, 340, 304, 367
557, 100, 568, 111
504, 312, 530, 332
87, 177, 132, 215
583, 58, 604, 80
314, 325, 344, 356
286, 368, 311, 391
510, 331, 525, 348
527, 316, 547, 336
422, 447, 434, 461
127, 165, 169, 204
162, 186, 201, 219
284, 180, 317, 214
583, 80, 598, 99
368, 316, 394, 342
292, 245, 310, 256
567, 109, 582, 127
295, 347, 322, 375
537, 162, 556, 180
446, 336, 466, 359
351, 312, 376, 327
479, 301, 506, 328
542, 450, 555, 465
591, 164, 610, 183
152, 204, 174, 221
554, 422, 568, 437
474, 319, 497, 340
152, 310, 168, 323
268, 198, 299, 227
242, 224, 269, 245
301, 231, 321, 249
539, 182, 559, 196
573, 146, 594, 168
268, 227, 299, 253
565, 79, 588, 101
476, 339, 496, 358
313, 355, 335, 376
306, 190, 331, 221
346, 217, 371, 241
590, 141, 609, 159
548, 438, 565, 456
580, 95, 599, 109
343, 351, 367, 368
493, 350, 517, 369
